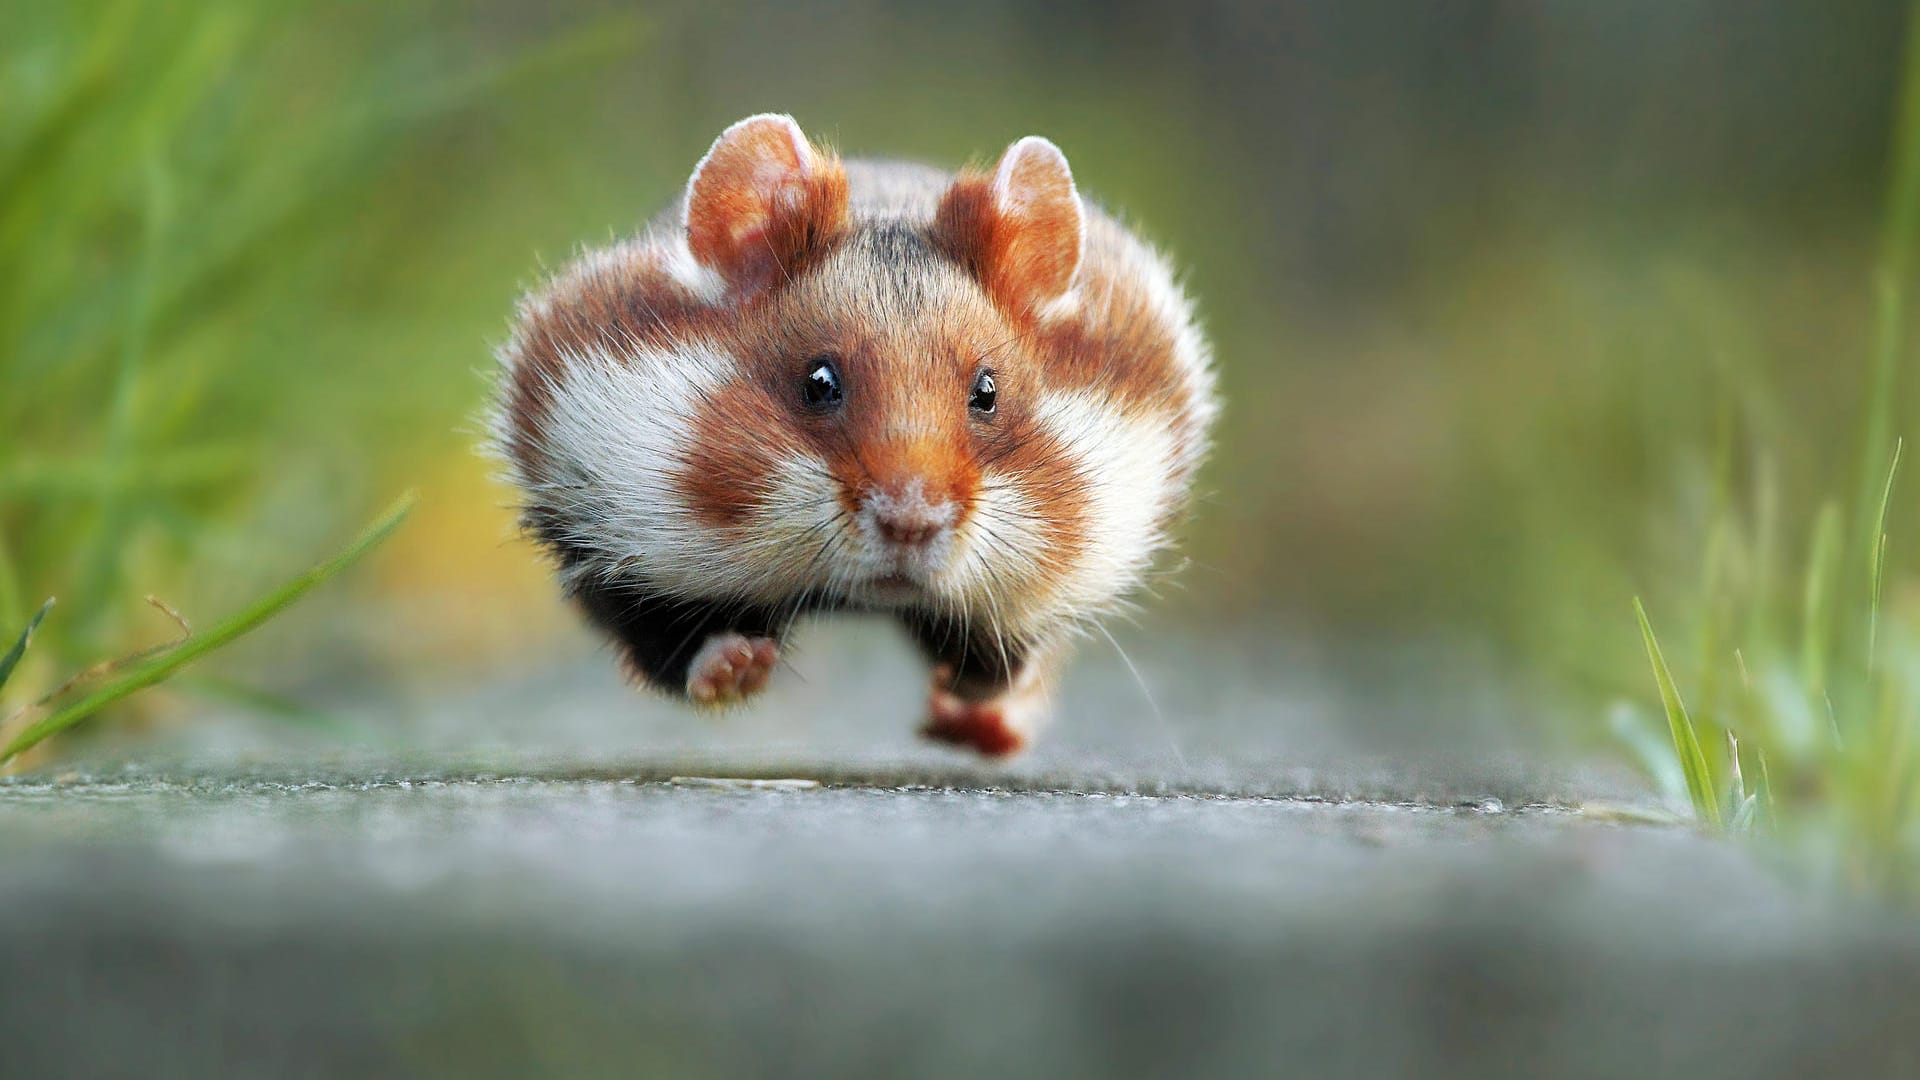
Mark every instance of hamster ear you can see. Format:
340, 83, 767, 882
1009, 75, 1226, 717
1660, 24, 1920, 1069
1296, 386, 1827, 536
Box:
935, 136, 1084, 316
685, 114, 848, 297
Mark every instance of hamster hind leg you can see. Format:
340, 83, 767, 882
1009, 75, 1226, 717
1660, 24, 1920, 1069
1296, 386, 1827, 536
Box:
901, 614, 1062, 757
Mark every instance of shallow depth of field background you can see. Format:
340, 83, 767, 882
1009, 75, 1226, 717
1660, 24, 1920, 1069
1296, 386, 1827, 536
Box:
5, 1, 1917, 789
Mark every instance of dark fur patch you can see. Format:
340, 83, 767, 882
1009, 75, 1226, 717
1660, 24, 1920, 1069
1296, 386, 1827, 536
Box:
898, 608, 1035, 699
550, 534, 799, 692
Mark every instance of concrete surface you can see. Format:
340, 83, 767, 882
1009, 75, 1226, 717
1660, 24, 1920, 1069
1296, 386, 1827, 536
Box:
2, 621, 1917, 1077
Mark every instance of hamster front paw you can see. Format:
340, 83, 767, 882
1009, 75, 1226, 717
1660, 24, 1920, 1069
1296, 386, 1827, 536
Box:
685, 633, 780, 706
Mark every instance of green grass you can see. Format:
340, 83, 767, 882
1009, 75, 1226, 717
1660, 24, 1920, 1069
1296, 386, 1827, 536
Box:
0, 2, 639, 757
1620, 1, 1920, 894
0, 494, 412, 768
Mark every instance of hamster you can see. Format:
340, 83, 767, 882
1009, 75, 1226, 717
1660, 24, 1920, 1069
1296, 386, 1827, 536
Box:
491, 114, 1216, 756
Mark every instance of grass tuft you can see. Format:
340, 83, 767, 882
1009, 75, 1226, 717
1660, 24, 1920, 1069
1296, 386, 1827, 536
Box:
0, 1, 640, 678
1617, 2, 1920, 893
0, 493, 411, 769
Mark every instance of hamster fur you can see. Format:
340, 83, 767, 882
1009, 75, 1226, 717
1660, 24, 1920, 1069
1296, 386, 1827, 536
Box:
491, 114, 1216, 756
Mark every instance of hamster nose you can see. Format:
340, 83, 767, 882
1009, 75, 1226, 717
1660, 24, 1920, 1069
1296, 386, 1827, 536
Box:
873, 503, 947, 548
864, 482, 955, 549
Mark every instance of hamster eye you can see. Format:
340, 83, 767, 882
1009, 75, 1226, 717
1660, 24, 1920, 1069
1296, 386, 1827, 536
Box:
803, 358, 843, 410
969, 370, 997, 415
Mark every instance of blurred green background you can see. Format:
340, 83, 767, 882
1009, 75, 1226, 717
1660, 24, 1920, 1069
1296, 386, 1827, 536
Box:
6, 0, 1920, 847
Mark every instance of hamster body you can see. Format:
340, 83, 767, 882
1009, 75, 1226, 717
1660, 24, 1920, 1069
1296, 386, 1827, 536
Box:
492, 115, 1216, 755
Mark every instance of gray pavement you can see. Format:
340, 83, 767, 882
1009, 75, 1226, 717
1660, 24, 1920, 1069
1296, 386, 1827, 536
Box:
3, 621, 1918, 1077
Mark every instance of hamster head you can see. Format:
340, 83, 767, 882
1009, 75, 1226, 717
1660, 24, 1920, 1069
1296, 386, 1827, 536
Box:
724, 234, 1036, 609
498, 115, 1212, 643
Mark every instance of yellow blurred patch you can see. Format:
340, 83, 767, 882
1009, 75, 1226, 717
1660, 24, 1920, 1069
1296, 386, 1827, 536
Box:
366, 451, 580, 673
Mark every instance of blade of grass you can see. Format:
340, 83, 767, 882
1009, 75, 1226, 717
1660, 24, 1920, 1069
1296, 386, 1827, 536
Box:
0, 493, 412, 767
1868, 437, 1903, 673
0, 598, 55, 696
23, 595, 191, 713
1636, 597, 1723, 827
